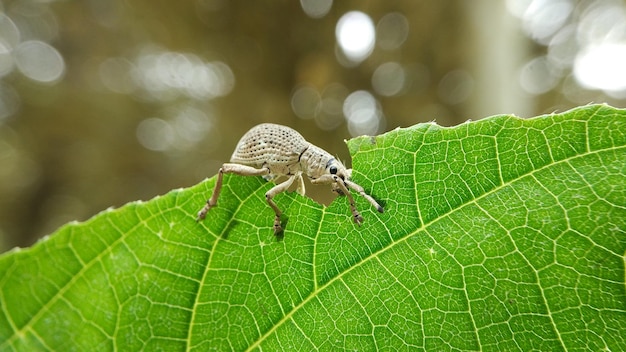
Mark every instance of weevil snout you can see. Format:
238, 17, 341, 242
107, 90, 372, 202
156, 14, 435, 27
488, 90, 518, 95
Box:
332, 182, 345, 195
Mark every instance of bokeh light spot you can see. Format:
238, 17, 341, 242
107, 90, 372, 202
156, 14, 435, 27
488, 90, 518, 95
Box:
437, 70, 474, 105
372, 62, 406, 96
136, 106, 214, 153
99, 57, 137, 94
136, 118, 175, 152
522, 0, 574, 44
336, 11, 375, 63
546, 24, 577, 70
14, 40, 65, 83
0, 43, 14, 78
291, 85, 320, 119
0, 13, 20, 49
578, 1, 626, 44
170, 106, 214, 150
520, 56, 560, 95
128, 49, 235, 101
343, 90, 383, 136
376, 12, 409, 50
574, 43, 626, 93
300, 0, 332, 19
315, 83, 348, 130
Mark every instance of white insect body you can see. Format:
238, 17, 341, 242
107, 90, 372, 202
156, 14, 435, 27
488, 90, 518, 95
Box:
197, 123, 383, 234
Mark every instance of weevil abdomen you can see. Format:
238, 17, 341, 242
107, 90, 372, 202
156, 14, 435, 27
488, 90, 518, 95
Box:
230, 123, 308, 174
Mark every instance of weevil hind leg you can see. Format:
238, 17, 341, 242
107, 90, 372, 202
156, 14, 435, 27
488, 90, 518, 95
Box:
197, 163, 270, 221
197, 167, 224, 221
265, 171, 302, 235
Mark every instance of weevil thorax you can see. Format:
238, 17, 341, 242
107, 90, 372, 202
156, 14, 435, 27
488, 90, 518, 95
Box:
299, 144, 349, 182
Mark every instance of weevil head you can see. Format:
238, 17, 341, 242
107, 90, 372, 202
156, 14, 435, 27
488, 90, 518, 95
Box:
327, 158, 349, 180
301, 145, 351, 192
327, 159, 352, 195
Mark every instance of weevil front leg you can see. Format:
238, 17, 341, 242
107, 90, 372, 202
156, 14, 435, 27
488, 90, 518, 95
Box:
196, 163, 270, 221
344, 179, 384, 213
312, 175, 364, 225
332, 176, 364, 226
265, 171, 303, 234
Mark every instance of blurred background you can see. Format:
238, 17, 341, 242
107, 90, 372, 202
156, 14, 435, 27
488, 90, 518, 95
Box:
1, 0, 625, 251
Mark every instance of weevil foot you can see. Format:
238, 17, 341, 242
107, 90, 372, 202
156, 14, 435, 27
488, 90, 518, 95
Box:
273, 215, 283, 235
196, 201, 215, 222
353, 212, 364, 226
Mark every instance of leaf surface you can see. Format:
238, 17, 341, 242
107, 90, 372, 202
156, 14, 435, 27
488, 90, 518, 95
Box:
1, 105, 625, 351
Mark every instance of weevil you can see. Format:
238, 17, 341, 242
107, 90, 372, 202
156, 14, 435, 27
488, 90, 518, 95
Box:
196, 123, 383, 234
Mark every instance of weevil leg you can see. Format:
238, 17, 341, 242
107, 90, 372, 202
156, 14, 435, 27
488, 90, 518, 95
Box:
331, 176, 364, 226
295, 173, 306, 196
265, 171, 302, 235
196, 163, 270, 221
310, 174, 335, 185
344, 179, 384, 213
197, 167, 224, 221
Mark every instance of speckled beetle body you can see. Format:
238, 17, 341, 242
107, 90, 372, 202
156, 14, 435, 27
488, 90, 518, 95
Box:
197, 123, 383, 235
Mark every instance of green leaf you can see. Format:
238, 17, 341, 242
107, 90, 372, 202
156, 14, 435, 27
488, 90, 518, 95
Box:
1, 104, 625, 351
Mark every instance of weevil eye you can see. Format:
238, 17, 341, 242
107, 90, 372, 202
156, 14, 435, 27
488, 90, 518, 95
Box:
329, 165, 338, 174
